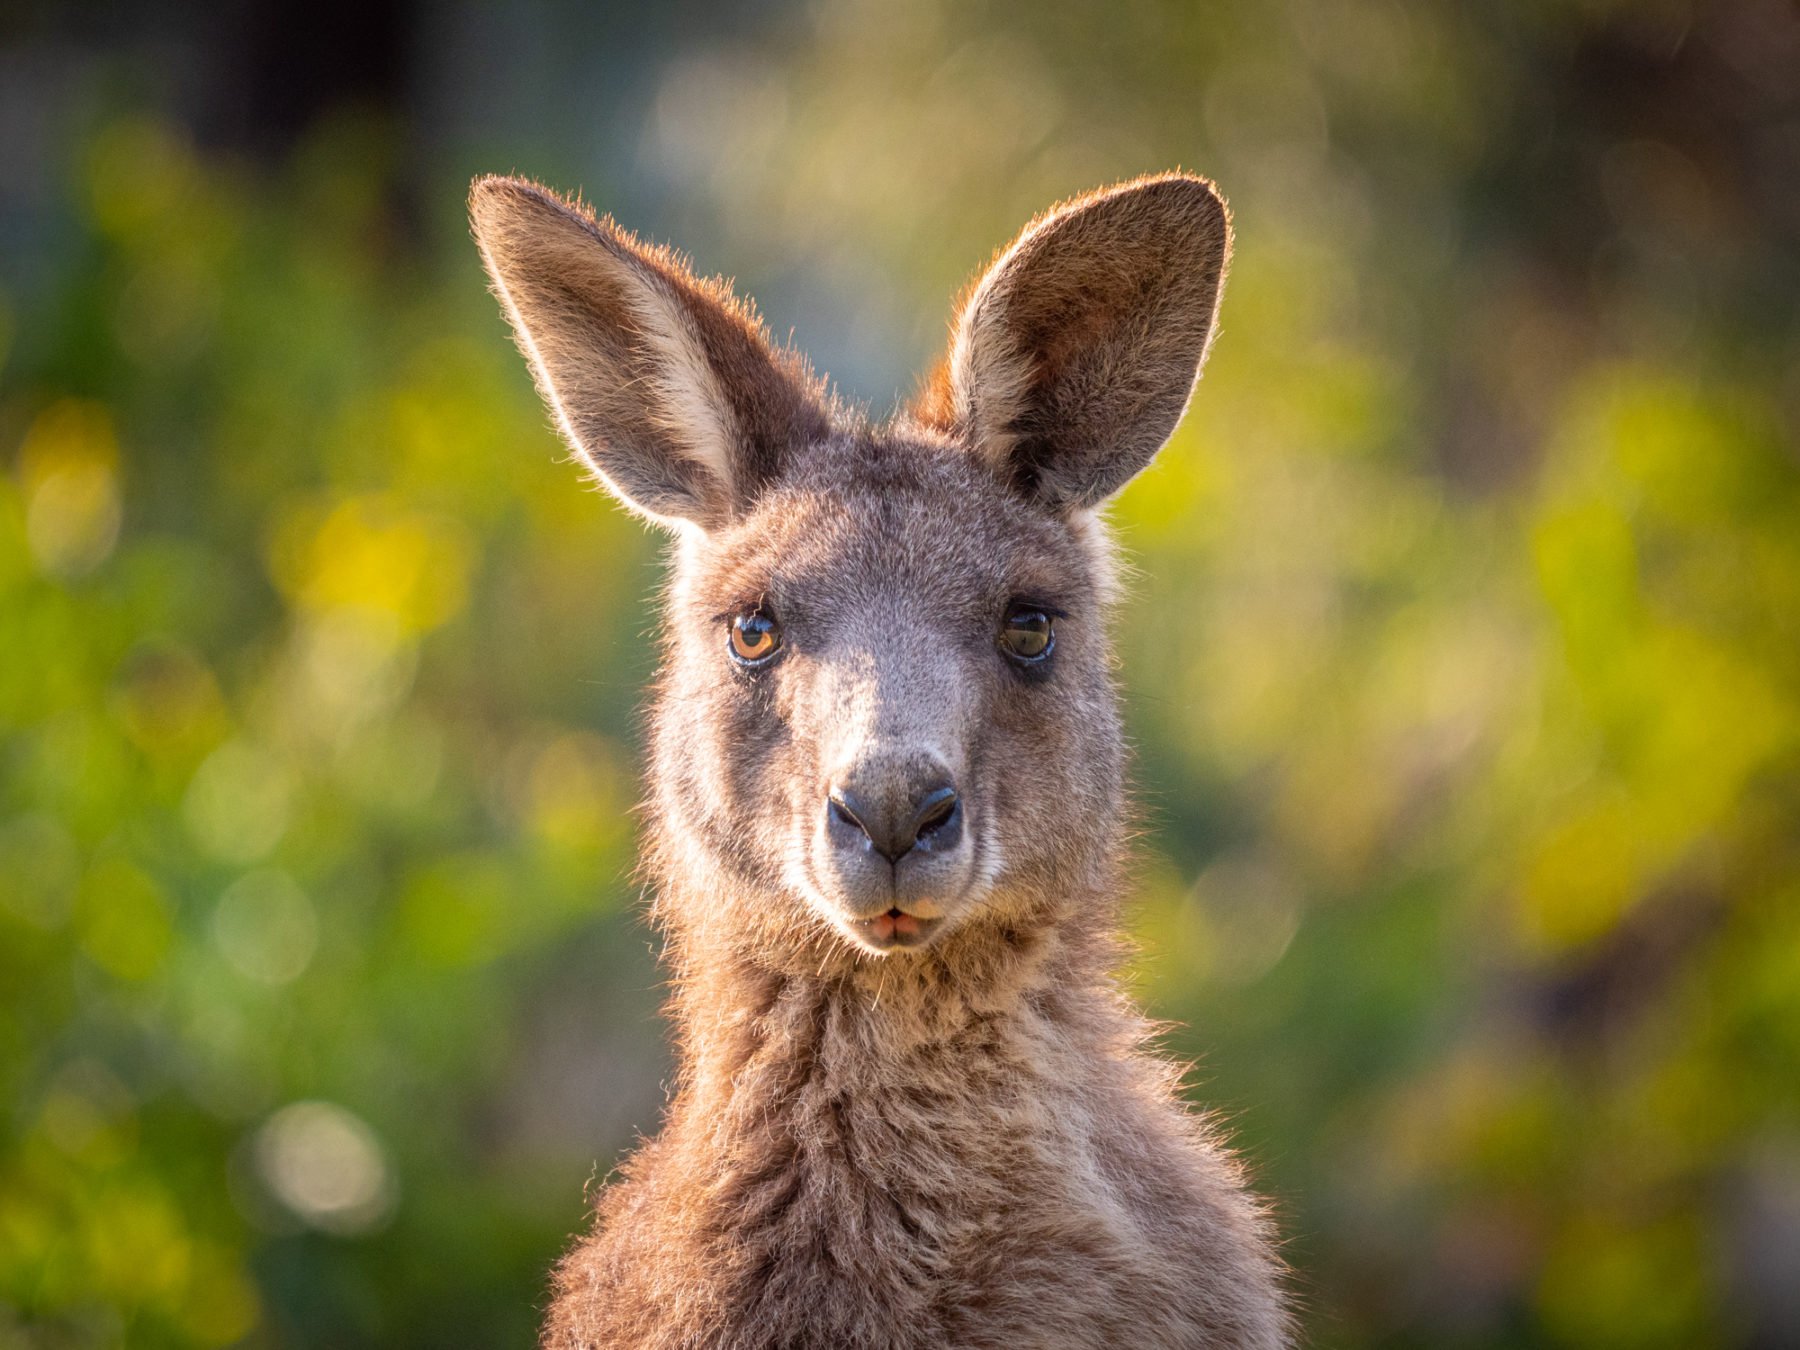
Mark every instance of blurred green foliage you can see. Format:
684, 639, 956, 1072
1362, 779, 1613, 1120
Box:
3, 2, 1799, 1347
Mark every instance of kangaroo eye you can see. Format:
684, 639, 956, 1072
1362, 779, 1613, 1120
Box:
728, 610, 782, 666
999, 605, 1055, 663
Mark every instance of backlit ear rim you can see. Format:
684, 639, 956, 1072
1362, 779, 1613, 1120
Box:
470, 175, 829, 531
931, 173, 1232, 511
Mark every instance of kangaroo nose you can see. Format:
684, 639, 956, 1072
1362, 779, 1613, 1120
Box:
827, 781, 962, 863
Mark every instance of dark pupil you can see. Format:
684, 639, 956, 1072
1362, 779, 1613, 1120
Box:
738, 616, 772, 652
1007, 612, 1051, 656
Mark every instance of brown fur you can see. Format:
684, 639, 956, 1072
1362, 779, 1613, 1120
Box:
470, 172, 1288, 1349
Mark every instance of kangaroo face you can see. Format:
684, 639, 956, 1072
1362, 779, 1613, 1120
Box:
657, 437, 1120, 953
471, 172, 1230, 962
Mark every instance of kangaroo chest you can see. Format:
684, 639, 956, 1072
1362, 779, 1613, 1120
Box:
663, 1045, 1188, 1345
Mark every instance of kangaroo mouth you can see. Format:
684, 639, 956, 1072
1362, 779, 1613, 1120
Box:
854, 907, 943, 950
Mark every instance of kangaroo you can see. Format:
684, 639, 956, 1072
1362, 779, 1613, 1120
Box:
470, 172, 1289, 1350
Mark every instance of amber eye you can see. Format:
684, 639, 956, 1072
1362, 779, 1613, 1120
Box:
999, 605, 1055, 663
728, 610, 782, 666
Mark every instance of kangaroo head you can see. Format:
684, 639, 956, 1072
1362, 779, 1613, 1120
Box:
471, 174, 1230, 966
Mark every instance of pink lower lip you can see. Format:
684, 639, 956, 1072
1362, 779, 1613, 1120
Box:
863, 908, 930, 943
870, 909, 919, 940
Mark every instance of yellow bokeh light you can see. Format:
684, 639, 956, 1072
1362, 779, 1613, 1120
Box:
269, 492, 475, 633
16, 399, 123, 579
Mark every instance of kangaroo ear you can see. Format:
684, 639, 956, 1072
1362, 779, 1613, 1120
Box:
916, 174, 1231, 511
470, 176, 827, 530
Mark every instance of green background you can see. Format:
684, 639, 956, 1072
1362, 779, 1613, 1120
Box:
3, 2, 1798, 1345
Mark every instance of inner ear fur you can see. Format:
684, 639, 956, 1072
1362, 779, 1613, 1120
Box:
470, 176, 827, 530
915, 174, 1232, 511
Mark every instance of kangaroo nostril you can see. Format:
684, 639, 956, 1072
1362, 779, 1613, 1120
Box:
827, 779, 962, 862
910, 786, 957, 840
910, 785, 962, 854
829, 790, 871, 840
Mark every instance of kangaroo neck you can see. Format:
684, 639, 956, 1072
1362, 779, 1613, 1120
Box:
660, 894, 1117, 1128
